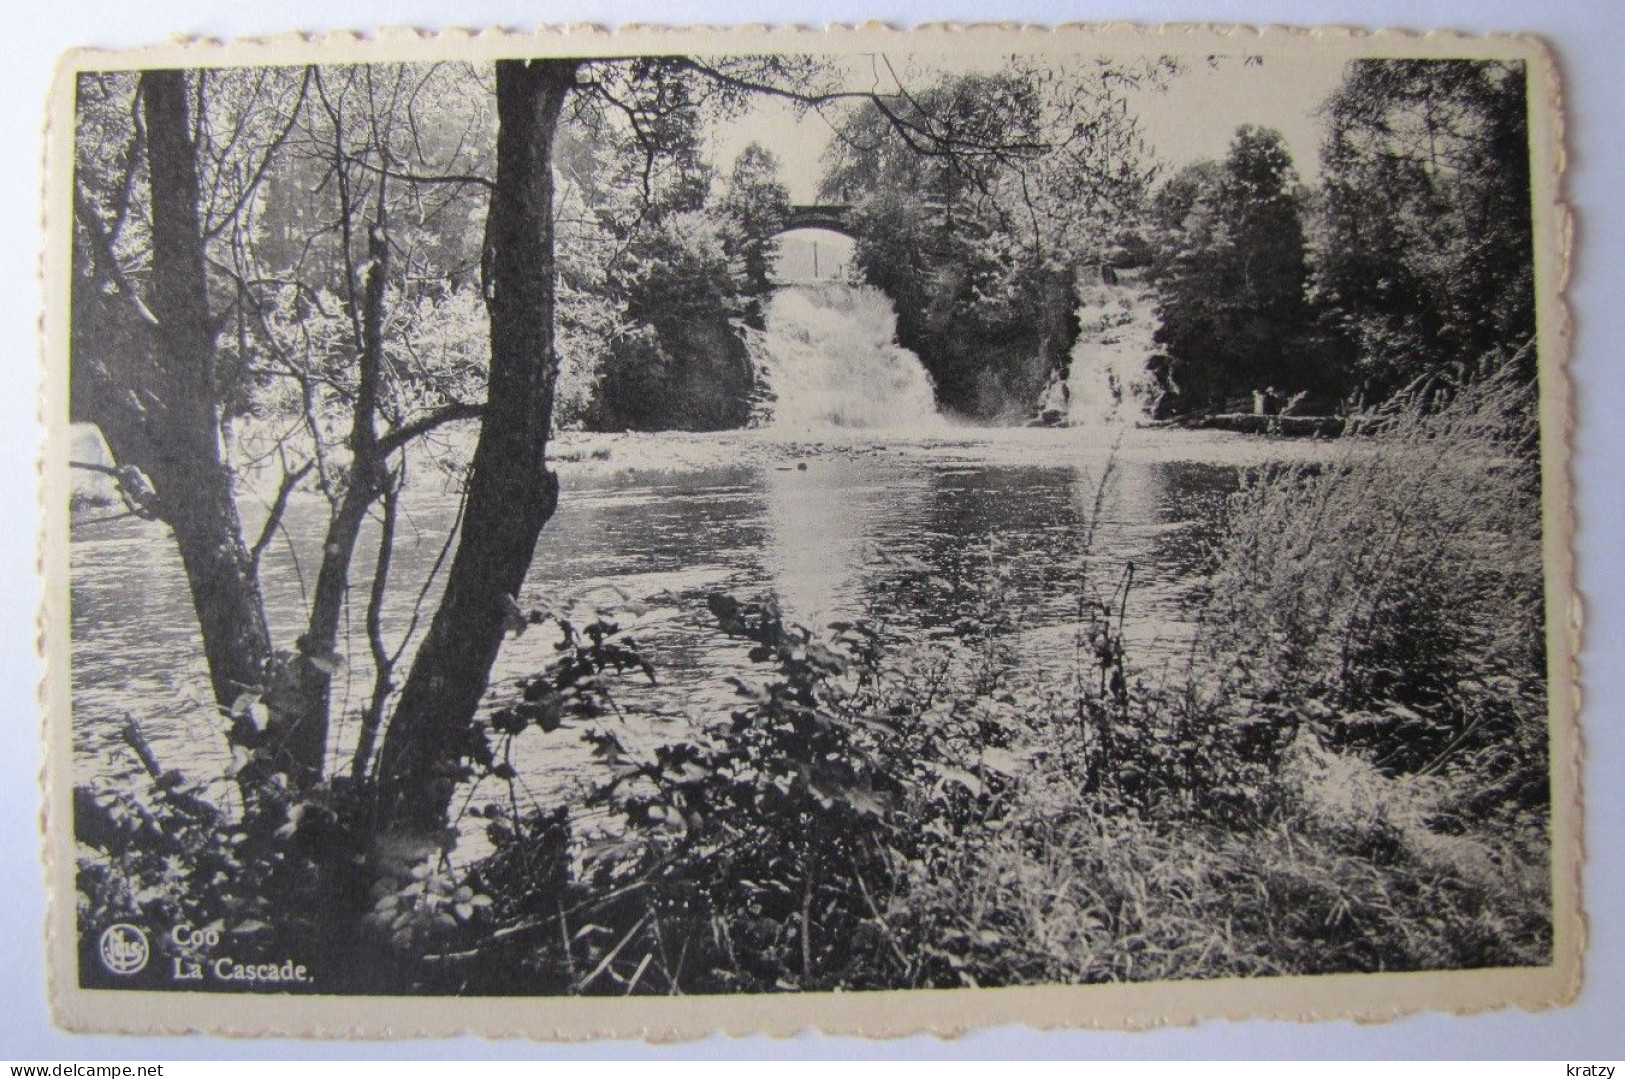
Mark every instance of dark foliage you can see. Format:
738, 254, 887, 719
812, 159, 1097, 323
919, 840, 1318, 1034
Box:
1149, 126, 1351, 413
820, 64, 1163, 421
1313, 60, 1535, 402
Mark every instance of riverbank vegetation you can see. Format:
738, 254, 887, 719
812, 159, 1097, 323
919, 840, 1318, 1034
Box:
1139, 60, 1534, 417
69, 50, 1550, 993
76, 357, 1548, 990
820, 59, 1536, 424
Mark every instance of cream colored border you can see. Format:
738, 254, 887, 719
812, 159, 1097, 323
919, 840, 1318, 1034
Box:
40, 22, 1579, 1039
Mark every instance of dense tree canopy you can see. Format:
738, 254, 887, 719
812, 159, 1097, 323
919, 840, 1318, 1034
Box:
821, 59, 1173, 420
66, 49, 1553, 997
1148, 125, 1346, 411
1311, 59, 1535, 401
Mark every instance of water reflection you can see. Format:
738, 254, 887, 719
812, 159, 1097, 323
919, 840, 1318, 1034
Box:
70, 433, 1251, 808
757, 454, 942, 627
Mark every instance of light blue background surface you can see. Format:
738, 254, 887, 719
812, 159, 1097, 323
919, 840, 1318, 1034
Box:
4, 0, 1619, 1059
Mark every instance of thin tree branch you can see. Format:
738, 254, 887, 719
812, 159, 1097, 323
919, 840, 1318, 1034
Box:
69, 460, 123, 478
73, 187, 160, 327
107, 78, 148, 244
656, 56, 1049, 159
343, 153, 497, 192
249, 460, 313, 574
376, 401, 485, 457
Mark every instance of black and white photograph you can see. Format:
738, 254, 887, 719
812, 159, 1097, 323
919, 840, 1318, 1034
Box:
43, 24, 1576, 1036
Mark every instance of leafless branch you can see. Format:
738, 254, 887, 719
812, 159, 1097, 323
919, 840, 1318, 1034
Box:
376, 401, 485, 457
342, 153, 496, 192
249, 460, 314, 574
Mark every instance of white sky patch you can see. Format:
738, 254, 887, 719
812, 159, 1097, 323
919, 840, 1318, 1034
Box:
774, 228, 857, 282
706, 54, 1350, 203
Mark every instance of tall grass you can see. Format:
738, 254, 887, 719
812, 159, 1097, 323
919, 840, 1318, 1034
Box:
512, 363, 1556, 989
76, 365, 1554, 993
896, 362, 1553, 984
1199, 363, 1548, 807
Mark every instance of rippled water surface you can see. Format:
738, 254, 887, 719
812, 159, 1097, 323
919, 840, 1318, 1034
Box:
70, 427, 1337, 823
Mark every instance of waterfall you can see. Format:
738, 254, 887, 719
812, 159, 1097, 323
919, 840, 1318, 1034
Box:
752, 284, 943, 433
1065, 277, 1159, 426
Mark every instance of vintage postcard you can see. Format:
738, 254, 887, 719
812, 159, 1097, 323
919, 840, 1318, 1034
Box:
41, 23, 1578, 1038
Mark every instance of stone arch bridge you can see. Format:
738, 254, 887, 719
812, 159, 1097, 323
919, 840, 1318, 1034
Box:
781, 203, 854, 237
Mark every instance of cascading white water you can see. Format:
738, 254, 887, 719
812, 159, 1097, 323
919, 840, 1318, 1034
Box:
752, 284, 943, 433
1065, 277, 1160, 426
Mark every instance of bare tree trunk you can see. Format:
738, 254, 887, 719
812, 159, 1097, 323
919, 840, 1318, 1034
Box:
118, 70, 274, 709
272, 194, 394, 783
351, 476, 400, 780
375, 59, 577, 835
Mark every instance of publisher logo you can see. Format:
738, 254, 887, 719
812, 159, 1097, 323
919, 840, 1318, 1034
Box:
98, 923, 149, 975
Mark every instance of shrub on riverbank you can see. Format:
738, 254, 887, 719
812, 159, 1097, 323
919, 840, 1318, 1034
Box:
73, 362, 1550, 994
912, 359, 1550, 981
477, 359, 1549, 991
1199, 360, 1547, 812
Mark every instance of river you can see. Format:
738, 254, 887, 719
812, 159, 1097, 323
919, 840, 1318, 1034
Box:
70, 425, 1345, 828
69, 281, 1345, 846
